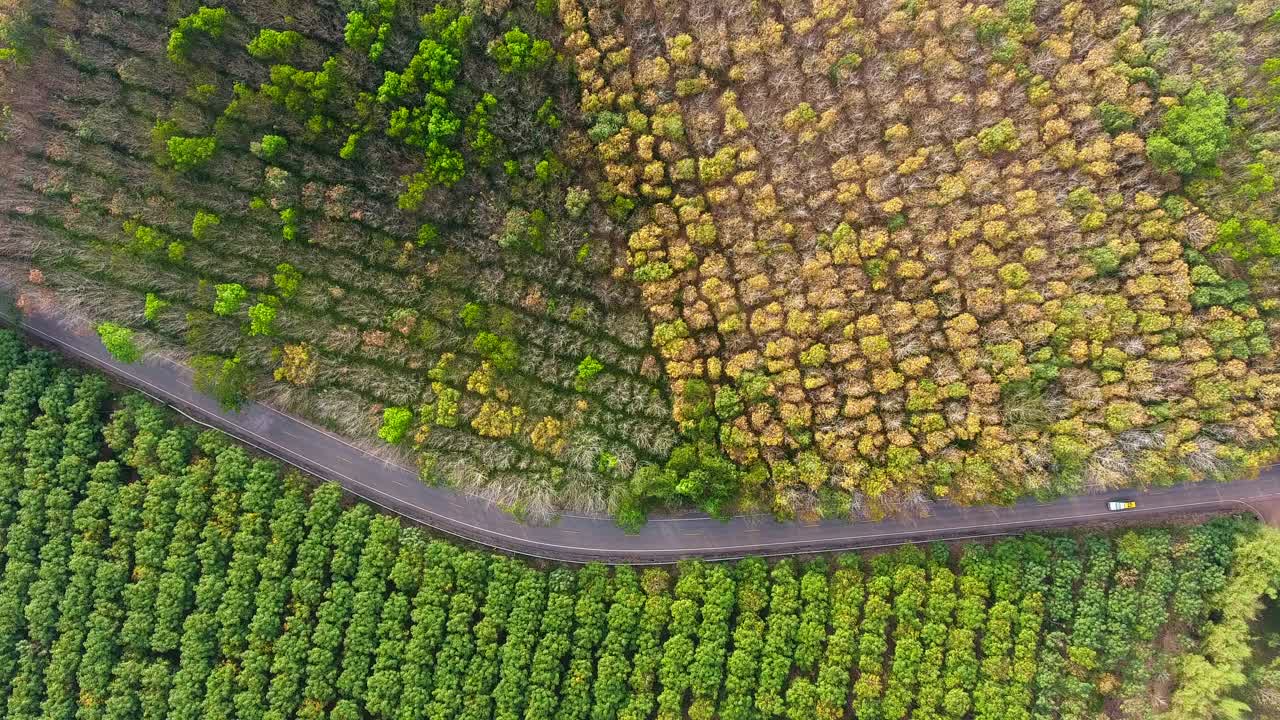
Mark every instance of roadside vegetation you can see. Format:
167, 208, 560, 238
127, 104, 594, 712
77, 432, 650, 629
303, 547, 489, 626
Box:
2, 0, 1280, 525
0, 325, 1267, 720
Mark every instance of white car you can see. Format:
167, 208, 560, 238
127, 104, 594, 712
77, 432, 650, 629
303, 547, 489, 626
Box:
1107, 500, 1137, 511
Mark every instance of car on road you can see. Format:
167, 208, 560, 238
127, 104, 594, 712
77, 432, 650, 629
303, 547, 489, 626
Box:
1107, 499, 1137, 511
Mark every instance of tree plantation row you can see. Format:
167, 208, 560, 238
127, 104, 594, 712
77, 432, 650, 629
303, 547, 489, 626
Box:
0, 327, 1271, 720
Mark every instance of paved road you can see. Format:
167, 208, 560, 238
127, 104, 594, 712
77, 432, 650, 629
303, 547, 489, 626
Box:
5, 306, 1280, 563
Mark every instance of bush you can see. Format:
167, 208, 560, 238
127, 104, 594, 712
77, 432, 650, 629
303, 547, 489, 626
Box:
378, 406, 413, 443
97, 322, 141, 363
1147, 86, 1230, 175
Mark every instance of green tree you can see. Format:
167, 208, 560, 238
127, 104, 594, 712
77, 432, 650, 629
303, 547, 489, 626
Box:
1167, 526, 1280, 720
213, 283, 247, 316
166, 135, 217, 171
976, 118, 1020, 155
247, 302, 277, 337
252, 134, 288, 160
144, 293, 169, 323
574, 356, 604, 391
97, 322, 141, 363
1096, 102, 1135, 134
273, 263, 301, 298
247, 29, 302, 62
167, 7, 227, 63
378, 407, 413, 444
489, 27, 553, 72
1147, 86, 1230, 175
473, 332, 518, 371
192, 353, 250, 410
191, 210, 220, 239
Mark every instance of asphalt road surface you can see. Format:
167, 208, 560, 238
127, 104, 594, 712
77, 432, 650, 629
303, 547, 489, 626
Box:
6, 307, 1280, 563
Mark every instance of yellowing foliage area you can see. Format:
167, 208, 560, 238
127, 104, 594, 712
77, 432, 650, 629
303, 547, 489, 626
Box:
563, 0, 1280, 518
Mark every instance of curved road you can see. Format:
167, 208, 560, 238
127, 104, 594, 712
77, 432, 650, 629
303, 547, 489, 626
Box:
5, 306, 1279, 563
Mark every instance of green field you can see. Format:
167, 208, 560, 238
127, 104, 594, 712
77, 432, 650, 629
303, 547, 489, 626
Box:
0, 327, 1276, 719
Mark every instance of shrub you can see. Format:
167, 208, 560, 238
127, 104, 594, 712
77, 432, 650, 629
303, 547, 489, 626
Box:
97, 322, 141, 363
378, 406, 414, 443
340, 131, 362, 159
123, 220, 167, 256
1147, 86, 1230, 175
247, 28, 302, 61
213, 283, 247, 316
416, 223, 439, 248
